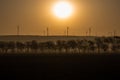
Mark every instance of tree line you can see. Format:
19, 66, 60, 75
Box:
0, 37, 119, 54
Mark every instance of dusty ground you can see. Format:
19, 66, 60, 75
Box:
0, 53, 120, 80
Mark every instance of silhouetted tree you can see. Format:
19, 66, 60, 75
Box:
31, 40, 38, 53
25, 41, 31, 53
101, 43, 109, 53
88, 40, 96, 53
82, 39, 89, 53
95, 38, 103, 53
67, 40, 77, 53
16, 42, 25, 53
8, 41, 15, 53
0, 41, 5, 53
56, 40, 66, 53
42, 41, 55, 53
77, 40, 83, 53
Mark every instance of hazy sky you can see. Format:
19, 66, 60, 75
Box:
0, 0, 120, 36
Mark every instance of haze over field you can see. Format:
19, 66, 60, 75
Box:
0, 36, 96, 42
0, 0, 120, 36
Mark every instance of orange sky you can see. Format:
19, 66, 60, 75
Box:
0, 0, 120, 36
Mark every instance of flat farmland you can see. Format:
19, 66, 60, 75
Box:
0, 53, 120, 79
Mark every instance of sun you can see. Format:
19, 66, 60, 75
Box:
52, 1, 73, 19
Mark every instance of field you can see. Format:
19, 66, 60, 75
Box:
0, 36, 95, 42
0, 53, 120, 79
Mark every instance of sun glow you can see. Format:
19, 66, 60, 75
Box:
53, 1, 73, 19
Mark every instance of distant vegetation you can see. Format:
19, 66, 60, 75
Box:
0, 37, 119, 54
